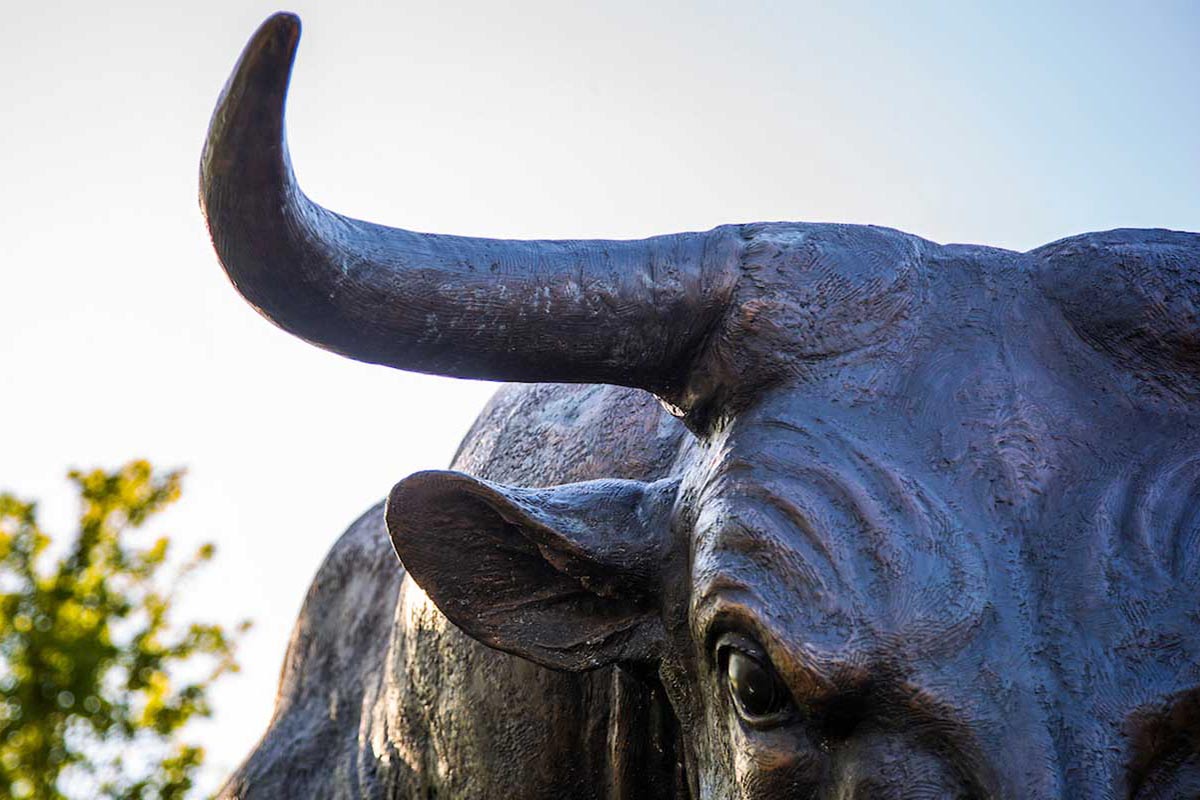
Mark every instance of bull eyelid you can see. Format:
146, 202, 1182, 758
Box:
713, 630, 769, 663
697, 601, 770, 661
700, 603, 834, 689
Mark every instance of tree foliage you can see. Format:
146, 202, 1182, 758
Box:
0, 461, 248, 799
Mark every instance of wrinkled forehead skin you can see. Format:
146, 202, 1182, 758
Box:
667, 224, 1200, 798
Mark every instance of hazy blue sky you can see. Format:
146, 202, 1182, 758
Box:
2, 0, 1196, 792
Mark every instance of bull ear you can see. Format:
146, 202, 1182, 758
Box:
385, 471, 678, 671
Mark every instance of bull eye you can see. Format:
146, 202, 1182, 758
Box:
723, 646, 792, 724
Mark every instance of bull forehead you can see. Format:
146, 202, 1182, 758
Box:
681, 389, 1200, 783
686, 224, 1200, 655
686, 409, 988, 660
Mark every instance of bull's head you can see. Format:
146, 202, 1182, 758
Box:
203, 14, 1200, 799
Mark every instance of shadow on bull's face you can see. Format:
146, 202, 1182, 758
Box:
381, 412, 1000, 797
385, 384, 1200, 798
384, 464, 991, 798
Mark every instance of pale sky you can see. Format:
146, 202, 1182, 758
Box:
2, 0, 1197, 793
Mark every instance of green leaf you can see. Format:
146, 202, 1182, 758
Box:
1, 462, 249, 799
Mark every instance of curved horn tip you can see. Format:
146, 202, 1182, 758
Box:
256, 11, 301, 51
238, 11, 302, 82
221, 12, 302, 101
200, 11, 303, 206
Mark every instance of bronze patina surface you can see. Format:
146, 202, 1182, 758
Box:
203, 14, 1200, 799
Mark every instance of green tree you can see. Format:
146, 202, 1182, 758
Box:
0, 461, 249, 799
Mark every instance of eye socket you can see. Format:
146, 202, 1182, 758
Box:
723, 645, 793, 724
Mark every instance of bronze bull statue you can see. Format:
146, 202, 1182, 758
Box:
203, 14, 1200, 799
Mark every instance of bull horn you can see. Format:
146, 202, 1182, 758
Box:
200, 12, 737, 400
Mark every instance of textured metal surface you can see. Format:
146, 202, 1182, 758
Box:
206, 13, 1200, 800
